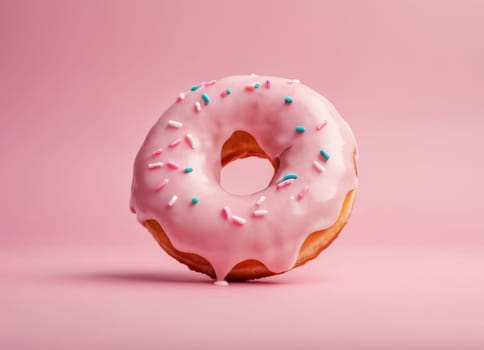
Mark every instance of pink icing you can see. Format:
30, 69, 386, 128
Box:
130, 75, 358, 281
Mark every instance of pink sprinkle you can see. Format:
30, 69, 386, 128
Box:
245, 84, 255, 91
265, 79, 271, 88
167, 161, 180, 169
276, 179, 295, 190
296, 185, 310, 201
316, 121, 327, 131
222, 206, 232, 220
169, 138, 182, 148
176, 93, 185, 103
147, 162, 164, 169
151, 148, 163, 157
155, 178, 169, 191
185, 133, 197, 149
220, 90, 227, 97
194, 102, 202, 112
231, 215, 246, 225
204, 80, 217, 87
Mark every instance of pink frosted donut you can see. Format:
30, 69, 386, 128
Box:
130, 75, 358, 283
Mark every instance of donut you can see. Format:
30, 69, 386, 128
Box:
130, 75, 358, 283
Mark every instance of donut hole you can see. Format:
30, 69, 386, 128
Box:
220, 157, 274, 195
219, 130, 277, 195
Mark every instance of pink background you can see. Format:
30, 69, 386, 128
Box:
1, 1, 483, 349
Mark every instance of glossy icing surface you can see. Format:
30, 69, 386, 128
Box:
130, 75, 358, 280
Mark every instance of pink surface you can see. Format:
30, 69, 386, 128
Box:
1, 0, 483, 349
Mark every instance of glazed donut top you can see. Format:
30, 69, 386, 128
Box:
130, 75, 358, 281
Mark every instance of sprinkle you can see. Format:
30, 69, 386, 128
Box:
320, 149, 330, 161
316, 121, 327, 131
204, 80, 216, 87
284, 96, 294, 104
191, 84, 201, 91
276, 178, 295, 190
167, 161, 180, 169
148, 162, 164, 169
201, 93, 211, 105
296, 185, 310, 201
290, 195, 296, 200
184, 167, 193, 173
185, 133, 197, 149
265, 79, 272, 88
191, 197, 199, 204
312, 160, 325, 173
295, 126, 306, 133
254, 82, 261, 89
176, 93, 185, 102
231, 215, 246, 225
278, 173, 298, 183
253, 209, 268, 217
167, 120, 183, 128
287, 79, 300, 84
151, 148, 163, 156
222, 206, 232, 220
168, 138, 182, 148
220, 89, 231, 97
155, 178, 169, 191
168, 195, 178, 206
194, 101, 202, 112
255, 195, 266, 206
245, 84, 255, 91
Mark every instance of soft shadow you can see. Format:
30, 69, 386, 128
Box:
53, 270, 292, 286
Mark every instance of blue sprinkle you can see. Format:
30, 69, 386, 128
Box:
201, 93, 211, 105
184, 167, 193, 173
226, 89, 231, 95
282, 173, 298, 182
191, 85, 201, 91
284, 96, 293, 104
191, 197, 200, 204
254, 82, 261, 89
320, 149, 330, 161
295, 126, 306, 133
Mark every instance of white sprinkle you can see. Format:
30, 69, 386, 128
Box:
290, 195, 296, 200
231, 215, 246, 225
276, 179, 295, 190
185, 133, 197, 149
250, 73, 257, 77
176, 93, 185, 102
168, 195, 178, 206
169, 138, 182, 148
255, 195, 266, 206
168, 120, 183, 128
194, 101, 202, 112
312, 160, 326, 173
204, 80, 217, 87
287, 79, 300, 84
147, 162, 164, 169
167, 161, 180, 169
316, 121, 327, 131
222, 206, 232, 220
253, 209, 268, 217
